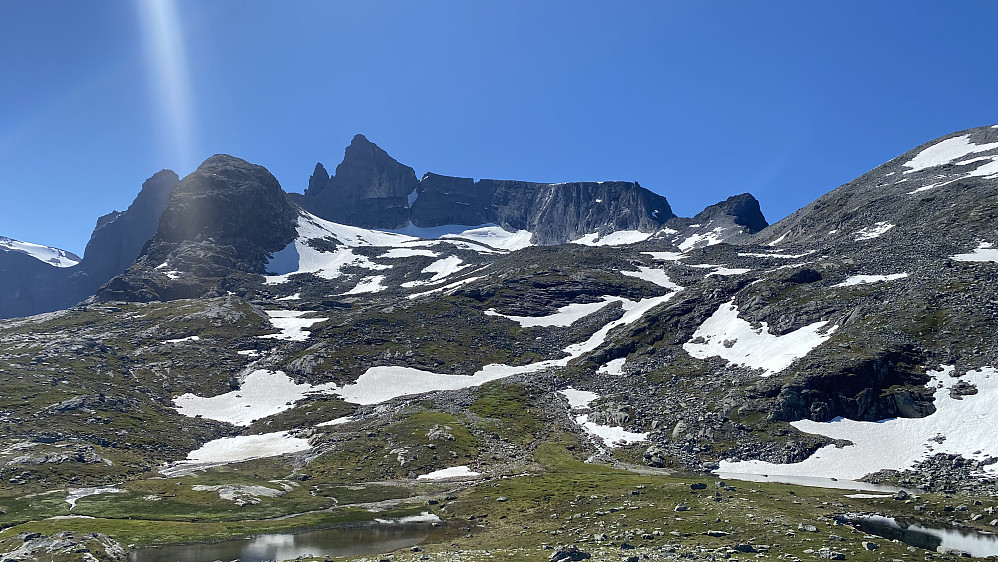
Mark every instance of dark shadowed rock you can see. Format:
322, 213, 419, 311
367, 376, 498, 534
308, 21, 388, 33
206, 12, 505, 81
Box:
410, 172, 492, 227
96, 155, 298, 302
293, 134, 418, 228
304, 162, 329, 197
694, 193, 768, 233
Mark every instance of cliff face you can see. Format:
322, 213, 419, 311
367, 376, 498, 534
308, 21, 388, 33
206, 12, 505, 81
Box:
295, 136, 675, 244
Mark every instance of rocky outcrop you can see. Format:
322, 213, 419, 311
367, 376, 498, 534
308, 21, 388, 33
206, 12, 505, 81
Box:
294, 135, 674, 244
291, 134, 418, 228
692, 193, 768, 233
97, 155, 298, 302
0, 170, 178, 319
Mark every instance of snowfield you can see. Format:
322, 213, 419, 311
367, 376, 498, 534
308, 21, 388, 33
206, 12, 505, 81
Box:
0, 236, 80, 268
952, 241, 998, 263
485, 298, 614, 327
558, 388, 648, 448
173, 369, 337, 426
572, 230, 653, 246
163, 431, 311, 475
259, 310, 327, 341
719, 366, 998, 480
416, 466, 481, 480
903, 134, 998, 173
621, 267, 682, 290
834, 272, 909, 287
853, 222, 895, 241
683, 299, 837, 377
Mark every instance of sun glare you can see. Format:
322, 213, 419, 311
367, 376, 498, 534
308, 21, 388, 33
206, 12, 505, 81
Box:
137, 0, 196, 172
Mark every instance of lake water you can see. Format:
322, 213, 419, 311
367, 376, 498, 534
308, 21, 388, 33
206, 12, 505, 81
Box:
128, 522, 450, 562
837, 514, 998, 557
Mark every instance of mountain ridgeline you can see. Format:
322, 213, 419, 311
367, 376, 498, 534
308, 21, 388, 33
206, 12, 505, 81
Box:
1, 134, 763, 317
3, 126, 998, 561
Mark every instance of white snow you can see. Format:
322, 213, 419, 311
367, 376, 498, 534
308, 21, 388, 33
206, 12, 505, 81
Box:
0, 236, 79, 268
164, 335, 200, 344
952, 241, 998, 263
339, 291, 681, 404
258, 310, 327, 342
559, 388, 599, 409
485, 298, 613, 327
163, 270, 183, 280
277, 293, 301, 301
718, 366, 998, 480
575, 417, 648, 448
343, 275, 387, 295
597, 357, 627, 376
767, 233, 789, 247
237, 350, 261, 357
683, 299, 837, 377
705, 266, 751, 277
414, 256, 467, 283
264, 213, 405, 284
390, 223, 533, 251
406, 274, 485, 300
738, 251, 813, 259
834, 273, 909, 287
677, 227, 726, 251
903, 135, 998, 173
316, 415, 356, 427
416, 466, 481, 480
643, 251, 685, 262
173, 369, 337, 426
65, 487, 123, 509
621, 267, 682, 290
167, 431, 311, 473
375, 512, 442, 524
380, 248, 439, 259
557, 388, 648, 448
572, 230, 653, 246
193, 484, 286, 503
853, 222, 895, 241
843, 493, 893, 499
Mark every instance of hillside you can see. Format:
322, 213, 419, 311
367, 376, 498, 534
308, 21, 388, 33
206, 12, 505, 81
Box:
1, 126, 997, 561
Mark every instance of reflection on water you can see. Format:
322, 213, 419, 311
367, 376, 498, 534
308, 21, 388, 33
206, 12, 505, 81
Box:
714, 472, 903, 493
129, 522, 443, 562
837, 514, 998, 557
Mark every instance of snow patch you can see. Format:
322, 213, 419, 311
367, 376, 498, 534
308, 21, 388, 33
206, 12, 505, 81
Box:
164, 335, 200, 344
643, 251, 685, 262
485, 298, 613, 327
559, 388, 599, 409
853, 222, 895, 241
683, 299, 837, 377
718, 366, 998, 480
66, 487, 123, 509
259, 310, 327, 342
572, 230, 653, 246
677, 227, 726, 251
952, 241, 998, 263
375, 512, 442, 524
903, 135, 998, 173
416, 466, 481, 480
597, 357, 627, 376
344, 275, 387, 295
380, 248, 439, 259
621, 267, 681, 290
0, 236, 79, 268
834, 273, 909, 287
557, 388, 648, 448
317, 416, 356, 427
164, 431, 310, 475
173, 370, 337, 426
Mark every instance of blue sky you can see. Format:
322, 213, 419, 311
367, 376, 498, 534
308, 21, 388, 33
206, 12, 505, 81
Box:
2, 1, 997, 255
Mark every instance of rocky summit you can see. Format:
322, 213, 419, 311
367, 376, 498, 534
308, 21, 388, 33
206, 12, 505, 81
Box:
2, 126, 998, 562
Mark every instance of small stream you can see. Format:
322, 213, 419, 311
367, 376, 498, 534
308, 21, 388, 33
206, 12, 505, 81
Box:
128, 521, 452, 562
837, 514, 998, 557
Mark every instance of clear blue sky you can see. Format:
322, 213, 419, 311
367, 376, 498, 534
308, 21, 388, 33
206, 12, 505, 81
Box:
2, 1, 997, 255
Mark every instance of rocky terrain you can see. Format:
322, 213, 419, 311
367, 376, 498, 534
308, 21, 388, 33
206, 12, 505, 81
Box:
1, 126, 998, 561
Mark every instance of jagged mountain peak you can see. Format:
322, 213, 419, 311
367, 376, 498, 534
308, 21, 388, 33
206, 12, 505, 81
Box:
693, 193, 768, 233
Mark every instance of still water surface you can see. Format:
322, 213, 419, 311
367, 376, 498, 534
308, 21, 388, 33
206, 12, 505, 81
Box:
129, 522, 446, 562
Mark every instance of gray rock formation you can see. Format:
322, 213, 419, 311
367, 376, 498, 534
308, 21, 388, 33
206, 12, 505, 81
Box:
0, 169, 178, 319
291, 134, 418, 228
97, 155, 298, 302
